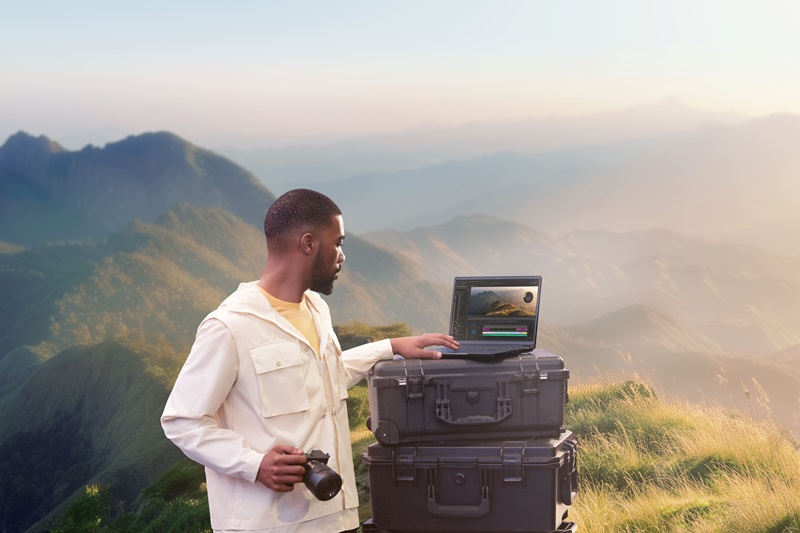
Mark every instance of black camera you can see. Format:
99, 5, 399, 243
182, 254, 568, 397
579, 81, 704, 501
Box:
303, 450, 342, 501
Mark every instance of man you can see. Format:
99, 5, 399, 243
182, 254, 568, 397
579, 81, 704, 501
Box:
161, 189, 458, 533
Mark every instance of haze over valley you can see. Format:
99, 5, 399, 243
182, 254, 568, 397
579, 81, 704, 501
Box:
2, 100, 800, 531
302, 106, 800, 255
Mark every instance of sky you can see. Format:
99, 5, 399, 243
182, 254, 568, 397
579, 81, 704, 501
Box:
2, 0, 800, 149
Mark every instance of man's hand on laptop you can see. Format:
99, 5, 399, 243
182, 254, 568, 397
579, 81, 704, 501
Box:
391, 333, 459, 359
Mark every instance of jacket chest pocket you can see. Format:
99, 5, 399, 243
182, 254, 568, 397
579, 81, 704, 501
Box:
249, 340, 311, 418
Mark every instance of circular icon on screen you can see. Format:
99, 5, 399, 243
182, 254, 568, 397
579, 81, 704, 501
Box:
523, 291, 534, 303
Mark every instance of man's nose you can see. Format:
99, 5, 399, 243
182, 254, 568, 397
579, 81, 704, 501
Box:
339, 251, 345, 263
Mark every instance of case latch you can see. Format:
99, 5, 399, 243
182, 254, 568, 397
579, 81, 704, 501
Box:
402, 360, 424, 399
523, 372, 540, 394
395, 452, 416, 482
407, 377, 423, 399
502, 442, 525, 482
521, 353, 541, 394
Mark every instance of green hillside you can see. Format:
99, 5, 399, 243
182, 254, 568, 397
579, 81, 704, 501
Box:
51, 379, 800, 532
0, 204, 447, 375
0, 211, 449, 531
0, 242, 24, 254
0, 342, 183, 533
0, 206, 263, 378
0, 207, 266, 532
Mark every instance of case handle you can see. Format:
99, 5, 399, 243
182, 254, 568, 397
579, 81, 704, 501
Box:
435, 382, 512, 426
426, 480, 490, 518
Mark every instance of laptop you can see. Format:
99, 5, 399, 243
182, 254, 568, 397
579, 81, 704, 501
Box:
427, 275, 541, 358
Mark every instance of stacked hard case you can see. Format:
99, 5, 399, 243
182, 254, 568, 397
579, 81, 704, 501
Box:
362, 349, 577, 533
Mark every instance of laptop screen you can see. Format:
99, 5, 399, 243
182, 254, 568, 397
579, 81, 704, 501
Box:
449, 276, 541, 344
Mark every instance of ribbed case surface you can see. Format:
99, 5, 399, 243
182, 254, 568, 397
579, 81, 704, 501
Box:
363, 431, 578, 533
367, 350, 569, 445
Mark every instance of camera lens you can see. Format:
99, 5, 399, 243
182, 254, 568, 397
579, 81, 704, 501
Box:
304, 460, 343, 501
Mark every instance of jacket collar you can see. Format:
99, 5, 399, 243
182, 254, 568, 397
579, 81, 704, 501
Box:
219, 282, 278, 320
219, 282, 332, 350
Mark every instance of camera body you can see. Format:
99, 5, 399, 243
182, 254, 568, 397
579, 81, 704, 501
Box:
303, 450, 342, 501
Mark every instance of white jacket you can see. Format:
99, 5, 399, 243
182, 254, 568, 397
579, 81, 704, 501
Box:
161, 282, 392, 531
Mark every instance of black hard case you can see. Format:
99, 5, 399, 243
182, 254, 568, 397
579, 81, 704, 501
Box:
367, 350, 569, 445
362, 431, 578, 533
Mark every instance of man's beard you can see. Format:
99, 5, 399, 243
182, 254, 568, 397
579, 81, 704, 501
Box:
310, 251, 339, 295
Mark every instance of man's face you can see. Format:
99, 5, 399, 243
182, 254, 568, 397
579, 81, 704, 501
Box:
310, 215, 345, 295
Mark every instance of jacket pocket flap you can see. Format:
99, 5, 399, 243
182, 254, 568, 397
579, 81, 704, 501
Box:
248, 340, 310, 418
250, 340, 304, 374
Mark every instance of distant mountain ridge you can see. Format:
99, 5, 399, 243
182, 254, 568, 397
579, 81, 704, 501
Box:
536, 302, 800, 442
219, 98, 747, 186
361, 213, 800, 436
0, 131, 276, 245
316, 113, 800, 253
364, 214, 800, 339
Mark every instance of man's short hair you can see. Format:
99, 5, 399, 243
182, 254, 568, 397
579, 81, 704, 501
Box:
264, 189, 342, 245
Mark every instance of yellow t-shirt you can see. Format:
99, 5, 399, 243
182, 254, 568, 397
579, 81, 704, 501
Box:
257, 286, 321, 358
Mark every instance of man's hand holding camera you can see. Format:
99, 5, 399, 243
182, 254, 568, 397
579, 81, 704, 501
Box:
258, 445, 343, 501
257, 444, 307, 492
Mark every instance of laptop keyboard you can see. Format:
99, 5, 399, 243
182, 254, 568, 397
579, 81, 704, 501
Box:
457, 345, 511, 353
443, 344, 533, 353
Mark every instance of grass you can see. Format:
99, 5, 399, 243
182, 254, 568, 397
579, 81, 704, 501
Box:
346, 383, 378, 523
564, 380, 800, 532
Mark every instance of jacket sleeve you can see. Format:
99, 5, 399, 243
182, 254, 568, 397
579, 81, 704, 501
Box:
161, 318, 264, 482
340, 338, 393, 388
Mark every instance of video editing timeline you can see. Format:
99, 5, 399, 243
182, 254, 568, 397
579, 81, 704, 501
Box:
480, 324, 529, 337
450, 276, 540, 342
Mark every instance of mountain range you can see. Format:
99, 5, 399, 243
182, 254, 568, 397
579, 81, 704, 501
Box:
219, 98, 746, 186
1, 106, 799, 530
310, 113, 800, 255
364, 215, 800, 345
360, 213, 800, 435
0, 131, 275, 245
0, 130, 446, 531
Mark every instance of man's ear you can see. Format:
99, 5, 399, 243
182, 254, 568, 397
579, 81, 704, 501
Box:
300, 232, 314, 255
